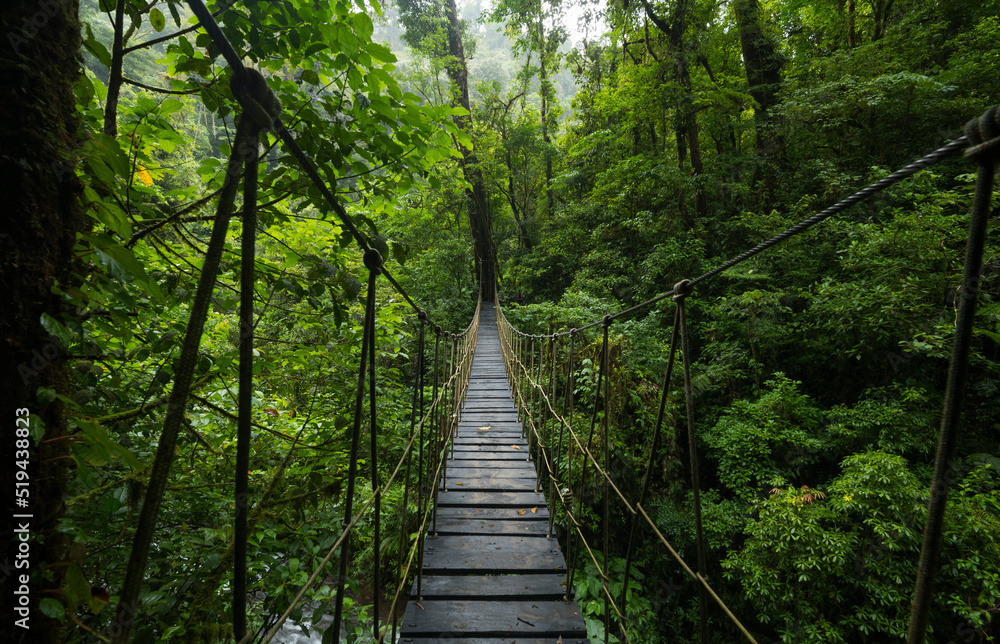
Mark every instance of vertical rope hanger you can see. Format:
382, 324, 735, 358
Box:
390, 316, 424, 644
331, 248, 382, 641
415, 317, 430, 600
234, 112, 265, 642
675, 280, 710, 643
907, 106, 999, 643
620, 307, 681, 612
601, 317, 612, 644
366, 251, 382, 642
567, 320, 610, 601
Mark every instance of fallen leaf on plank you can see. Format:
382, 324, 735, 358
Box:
455, 482, 463, 486
517, 509, 527, 515
531, 507, 538, 513
511, 445, 521, 450
478, 425, 490, 430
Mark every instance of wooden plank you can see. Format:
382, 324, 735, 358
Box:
453, 439, 531, 449
451, 452, 532, 461
470, 410, 518, 425
432, 518, 550, 535
399, 600, 585, 637
452, 444, 528, 453
436, 491, 546, 507
400, 638, 586, 644
462, 401, 517, 409
445, 466, 537, 478
420, 543, 565, 574
410, 574, 567, 600
441, 479, 536, 492
434, 507, 550, 521
451, 425, 522, 434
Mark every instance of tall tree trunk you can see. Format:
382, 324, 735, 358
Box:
445, 0, 496, 298
847, 0, 857, 47
1, 1, 84, 642
639, 0, 707, 220
104, 0, 126, 136
734, 0, 784, 157
538, 15, 554, 215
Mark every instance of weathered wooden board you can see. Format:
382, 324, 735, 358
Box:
434, 507, 551, 521
453, 435, 530, 446
420, 544, 565, 574
451, 444, 530, 454
410, 574, 567, 600
399, 600, 585, 638
461, 394, 513, 402
456, 428, 524, 437
432, 517, 550, 535
445, 464, 537, 477
462, 402, 518, 411
435, 491, 546, 507
399, 639, 586, 644
440, 478, 537, 492
462, 419, 522, 428
451, 452, 533, 461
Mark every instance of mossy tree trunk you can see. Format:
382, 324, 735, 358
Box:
1, 1, 83, 641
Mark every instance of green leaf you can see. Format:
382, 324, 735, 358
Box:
87, 234, 150, 285
149, 7, 166, 32
83, 24, 112, 67
366, 43, 395, 63
304, 43, 328, 57
390, 241, 408, 266
301, 69, 320, 85
39, 598, 65, 621
40, 313, 73, 348
63, 564, 91, 608
73, 418, 141, 470
168, 2, 182, 27
36, 387, 58, 406
352, 12, 374, 40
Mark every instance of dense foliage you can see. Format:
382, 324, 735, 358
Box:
6, 0, 999, 641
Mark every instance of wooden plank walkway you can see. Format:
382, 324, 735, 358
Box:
399, 303, 587, 644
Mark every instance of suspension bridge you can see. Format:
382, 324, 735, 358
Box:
101, 2, 999, 643
398, 303, 587, 642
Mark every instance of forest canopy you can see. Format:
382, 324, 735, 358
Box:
1, 0, 999, 641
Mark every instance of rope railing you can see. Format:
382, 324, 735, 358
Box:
493, 107, 998, 643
